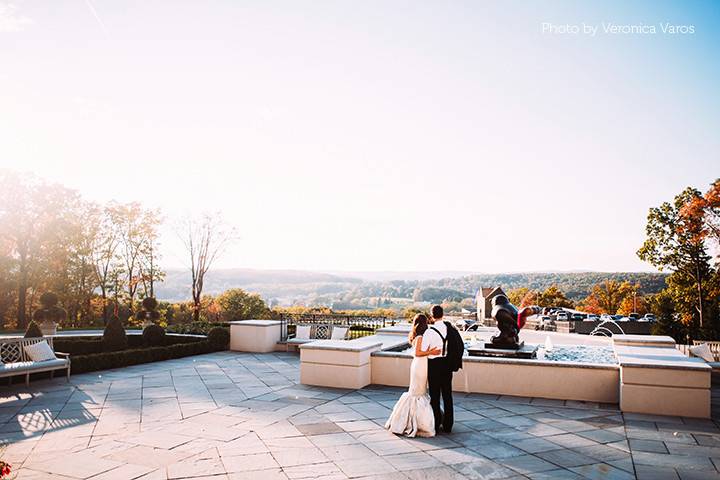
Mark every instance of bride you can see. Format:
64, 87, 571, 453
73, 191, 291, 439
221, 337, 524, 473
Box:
385, 313, 441, 438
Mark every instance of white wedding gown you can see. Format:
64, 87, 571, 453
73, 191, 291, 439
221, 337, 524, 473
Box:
384, 337, 435, 437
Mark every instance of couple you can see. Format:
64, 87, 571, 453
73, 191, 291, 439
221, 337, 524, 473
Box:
385, 305, 460, 438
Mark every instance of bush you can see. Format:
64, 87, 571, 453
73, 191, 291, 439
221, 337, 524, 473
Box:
24, 321, 43, 338
207, 327, 230, 350
70, 341, 214, 374
102, 316, 128, 352
54, 338, 103, 355
167, 322, 229, 335
134, 297, 162, 326
143, 324, 166, 346
54, 334, 204, 355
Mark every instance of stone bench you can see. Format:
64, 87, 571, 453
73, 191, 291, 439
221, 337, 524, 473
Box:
0, 337, 71, 386
614, 335, 711, 418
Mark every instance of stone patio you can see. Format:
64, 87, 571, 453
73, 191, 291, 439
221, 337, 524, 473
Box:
1, 352, 720, 479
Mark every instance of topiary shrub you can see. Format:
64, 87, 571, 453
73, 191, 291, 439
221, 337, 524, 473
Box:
134, 297, 161, 326
24, 320, 43, 338
142, 324, 166, 347
207, 327, 230, 350
32, 292, 67, 334
102, 315, 128, 352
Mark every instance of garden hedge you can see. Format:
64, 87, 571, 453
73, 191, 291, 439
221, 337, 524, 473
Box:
167, 322, 229, 335
70, 340, 215, 374
54, 333, 210, 356
208, 326, 230, 350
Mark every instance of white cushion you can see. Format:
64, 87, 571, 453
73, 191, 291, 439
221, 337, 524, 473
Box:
331, 326, 349, 340
295, 325, 311, 340
690, 343, 715, 363
23, 341, 57, 362
0, 359, 68, 374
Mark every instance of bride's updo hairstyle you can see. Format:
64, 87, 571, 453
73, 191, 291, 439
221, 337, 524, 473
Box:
409, 313, 429, 343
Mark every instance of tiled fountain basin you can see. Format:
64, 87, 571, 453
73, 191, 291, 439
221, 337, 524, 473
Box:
371, 350, 619, 403
288, 324, 711, 417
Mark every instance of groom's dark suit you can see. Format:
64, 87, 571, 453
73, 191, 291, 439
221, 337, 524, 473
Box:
425, 320, 454, 433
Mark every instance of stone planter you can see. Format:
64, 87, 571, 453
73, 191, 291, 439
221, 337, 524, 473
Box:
39, 321, 57, 336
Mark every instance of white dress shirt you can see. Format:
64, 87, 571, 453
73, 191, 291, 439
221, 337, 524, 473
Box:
421, 320, 447, 359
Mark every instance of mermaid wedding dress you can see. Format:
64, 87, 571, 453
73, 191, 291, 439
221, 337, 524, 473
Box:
384, 336, 435, 437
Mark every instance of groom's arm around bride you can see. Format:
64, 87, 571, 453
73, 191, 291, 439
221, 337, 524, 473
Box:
424, 305, 458, 434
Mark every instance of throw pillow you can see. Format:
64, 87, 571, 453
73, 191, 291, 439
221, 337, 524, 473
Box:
295, 325, 311, 340
690, 343, 715, 363
23, 341, 57, 362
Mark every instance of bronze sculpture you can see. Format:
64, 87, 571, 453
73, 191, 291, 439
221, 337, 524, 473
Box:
489, 295, 541, 349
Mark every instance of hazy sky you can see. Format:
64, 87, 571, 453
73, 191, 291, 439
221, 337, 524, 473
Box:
1, 1, 718, 273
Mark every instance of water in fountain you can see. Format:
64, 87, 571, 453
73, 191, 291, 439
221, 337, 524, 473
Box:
544, 335, 554, 352
589, 319, 626, 336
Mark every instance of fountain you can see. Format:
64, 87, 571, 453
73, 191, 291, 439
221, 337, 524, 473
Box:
590, 319, 626, 336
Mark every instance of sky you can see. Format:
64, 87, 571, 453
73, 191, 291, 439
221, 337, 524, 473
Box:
1, 1, 718, 273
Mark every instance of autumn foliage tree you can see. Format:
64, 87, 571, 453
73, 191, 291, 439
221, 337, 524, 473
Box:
638, 182, 720, 339
579, 280, 635, 315
638, 187, 712, 330
0, 171, 164, 329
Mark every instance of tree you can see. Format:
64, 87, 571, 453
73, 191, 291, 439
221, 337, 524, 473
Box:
139, 230, 164, 299
648, 290, 685, 341
638, 187, 712, 329
0, 171, 82, 328
180, 213, 236, 322
617, 294, 648, 316
112, 203, 162, 314
0, 238, 16, 328
536, 285, 573, 308
62, 202, 100, 326
507, 287, 530, 306
580, 280, 634, 314
92, 205, 123, 324
680, 178, 720, 260
216, 289, 270, 321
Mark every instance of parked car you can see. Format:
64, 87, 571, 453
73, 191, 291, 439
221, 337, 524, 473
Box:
556, 312, 569, 321
536, 316, 555, 331
587, 314, 600, 321
600, 314, 613, 322
641, 313, 656, 322
571, 313, 586, 321
628, 313, 640, 321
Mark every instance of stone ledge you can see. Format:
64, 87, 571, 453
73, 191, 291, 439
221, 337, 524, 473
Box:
620, 383, 710, 418
615, 345, 710, 372
621, 365, 710, 389
371, 349, 618, 370
228, 320, 282, 327
300, 362, 371, 389
613, 334, 676, 347
299, 339, 383, 352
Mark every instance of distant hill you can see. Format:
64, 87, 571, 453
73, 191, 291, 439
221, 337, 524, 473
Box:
155, 268, 667, 307
427, 272, 668, 299
155, 268, 362, 303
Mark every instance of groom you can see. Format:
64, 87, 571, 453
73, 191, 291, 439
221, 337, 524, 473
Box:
424, 305, 454, 434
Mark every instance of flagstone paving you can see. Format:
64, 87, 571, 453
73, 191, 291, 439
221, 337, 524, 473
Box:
2, 351, 720, 479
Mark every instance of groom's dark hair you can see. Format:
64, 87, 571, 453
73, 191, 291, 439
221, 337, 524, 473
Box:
431, 305, 443, 319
